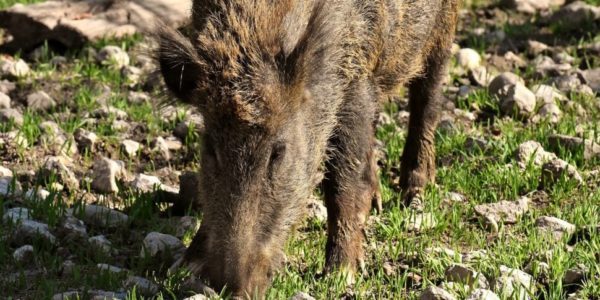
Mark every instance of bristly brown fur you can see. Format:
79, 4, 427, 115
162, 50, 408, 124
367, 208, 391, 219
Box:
157, 0, 458, 298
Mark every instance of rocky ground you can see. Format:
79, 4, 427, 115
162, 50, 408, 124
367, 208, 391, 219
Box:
0, 0, 599, 299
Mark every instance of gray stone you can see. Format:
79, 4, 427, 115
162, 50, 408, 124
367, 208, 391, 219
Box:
489, 72, 524, 97
527, 40, 549, 56
541, 159, 583, 187
13, 245, 34, 263
97, 45, 130, 68
183, 295, 210, 300
580, 68, 600, 94
445, 264, 489, 288
535, 216, 576, 240
124, 276, 159, 296
533, 56, 571, 77
498, 84, 536, 118
469, 66, 494, 87
60, 260, 76, 276
466, 289, 500, 300
0, 108, 23, 125
89, 235, 113, 254
550, 1, 600, 26
127, 91, 150, 104
550, 75, 581, 94
0, 176, 20, 196
73, 128, 98, 150
122, 66, 143, 87
61, 216, 88, 240
120, 139, 141, 157
420, 286, 457, 300
474, 197, 530, 224
0, 92, 10, 109
407, 212, 438, 232
564, 265, 587, 284
532, 84, 566, 104
534, 102, 562, 124
548, 134, 600, 160
140, 232, 185, 259
465, 136, 489, 152
40, 156, 79, 191
93, 106, 128, 120
0, 165, 12, 177
152, 137, 171, 160
306, 197, 328, 222
97, 263, 126, 274
52, 291, 81, 300
457, 48, 481, 70
514, 141, 557, 167
83, 205, 129, 228
27, 91, 56, 111
290, 292, 316, 300
494, 265, 535, 300
131, 173, 162, 193
0, 80, 16, 94
39, 121, 62, 136
3, 207, 31, 224
91, 158, 123, 194
13, 220, 57, 246
176, 216, 200, 238
502, 0, 565, 14
0, 58, 30, 78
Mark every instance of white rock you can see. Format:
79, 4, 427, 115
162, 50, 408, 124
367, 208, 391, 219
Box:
466, 289, 501, 300
152, 137, 171, 160
306, 197, 327, 222
0, 176, 20, 196
502, 0, 565, 14
420, 286, 457, 300
83, 205, 129, 228
140, 232, 185, 259
0, 165, 12, 177
489, 72, 524, 97
97, 263, 126, 274
40, 156, 79, 191
120, 139, 141, 157
131, 174, 162, 193
3, 207, 30, 224
457, 48, 481, 70
541, 159, 583, 187
0, 58, 30, 78
89, 235, 113, 253
407, 212, 438, 232
61, 216, 88, 240
183, 295, 209, 300
176, 216, 200, 238
474, 197, 530, 224
93, 106, 128, 120
73, 128, 98, 150
27, 91, 56, 112
534, 102, 562, 124
498, 84, 536, 118
124, 276, 159, 296
0, 92, 10, 109
445, 264, 489, 288
494, 265, 535, 300
92, 158, 123, 194
532, 84, 567, 105
535, 216, 576, 240
97, 45, 130, 68
0, 108, 23, 126
290, 292, 316, 300
52, 291, 81, 300
13, 220, 57, 246
127, 91, 150, 104
469, 66, 494, 87
514, 141, 557, 167
13, 245, 34, 263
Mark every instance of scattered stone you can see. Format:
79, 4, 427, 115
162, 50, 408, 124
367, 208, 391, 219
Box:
93, 106, 128, 120
152, 137, 172, 160
140, 232, 185, 259
514, 141, 557, 167
524, 261, 550, 279
465, 136, 489, 152
0, 176, 20, 196
127, 91, 150, 104
444, 192, 466, 204
131, 174, 162, 193
82, 205, 129, 228
445, 264, 489, 288
0, 92, 10, 109
13, 245, 34, 263
535, 216, 576, 240
50, 56, 68, 69
531, 85, 567, 105
4, 130, 28, 147
548, 134, 600, 160
40, 156, 80, 191
541, 159, 583, 187
3, 207, 31, 224
290, 292, 316, 300
120, 139, 141, 157
89, 235, 113, 254
0, 165, 12, 177
527, 40, 549, 56
0, 108, 23, 126
112, 119, 131, 131
564, 265, 587, 285
534, 102, 562, 124
164, 136, 183, 151
175, 216, 200, 238
60, 216, 88, 241
124, 276, 159, 297
489, 72, 524, 97
0, 79, 16, 94
97, 263, 126, 274
122, 66, 143, 87
13, 220, 57, 246
533, 56, 571, 77
91, 158, 123, 194
407, 212, 438, 232
0, 58, 30, 78
474, 196, 530, 224
498, 84, 536, 119
52, 291, 81, 300
580, 68, 600, 94
183, 295, 209, 300
501, 0, 565, 14
457, 48, 481, 70
550, 1, 600, 27
39, 121, 62, 136
60, 260, 76, 276
306, 197, 328, 223
420, 286, 457, 300
89, 290, 127, 300
466, 289, 501, 300
493, 265, 535, 300
550, 74, 581, 94
469, 66, 494, 87
27, 91, 57, 112
73, 128, 98, 150
97, 45, 130, 68
463, 250, 488, 263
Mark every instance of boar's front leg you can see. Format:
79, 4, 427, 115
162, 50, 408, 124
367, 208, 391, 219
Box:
399, 42, 452, 207
322, 80, 378, 278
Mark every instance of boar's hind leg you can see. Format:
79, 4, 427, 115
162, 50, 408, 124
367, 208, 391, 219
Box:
399, 34, 454, 206
322, 80, 377, 278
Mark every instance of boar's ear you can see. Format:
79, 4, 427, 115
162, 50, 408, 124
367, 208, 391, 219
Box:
157, 26, 205, 103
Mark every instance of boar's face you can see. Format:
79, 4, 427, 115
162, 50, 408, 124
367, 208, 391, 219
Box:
157, 13, 334, 296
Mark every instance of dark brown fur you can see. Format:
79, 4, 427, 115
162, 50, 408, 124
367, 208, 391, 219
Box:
158, 0, 458, 297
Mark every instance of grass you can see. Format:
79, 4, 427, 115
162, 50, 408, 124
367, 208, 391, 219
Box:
0, 1, 599, 300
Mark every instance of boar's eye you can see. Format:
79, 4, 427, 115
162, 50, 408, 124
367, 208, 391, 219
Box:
268, 142, 286, 170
